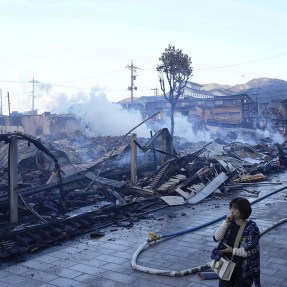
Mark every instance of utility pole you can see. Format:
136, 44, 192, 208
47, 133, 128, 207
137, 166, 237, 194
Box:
0, 89, 2, 115
151, 88, 159, 98
126, 60, 140, 105
30, 77, 39, 115
7, 92, 10, 115
7, 92, 11, 126
130, 133, 137, 185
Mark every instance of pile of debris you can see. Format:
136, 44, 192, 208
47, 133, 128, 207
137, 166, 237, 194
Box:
0, 129, 286, 259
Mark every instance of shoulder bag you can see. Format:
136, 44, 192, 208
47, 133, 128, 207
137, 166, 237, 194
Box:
210, 221, 247, 281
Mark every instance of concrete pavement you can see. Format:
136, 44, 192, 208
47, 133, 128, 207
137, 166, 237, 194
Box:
1, 180, 287, 287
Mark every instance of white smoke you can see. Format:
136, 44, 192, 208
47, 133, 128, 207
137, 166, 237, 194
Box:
153, 113, 213, 143
157, 113, 284, 146
40, 87, 150, 137
214, 127, 284, 145
173, 114, 213, 143
250, 128, 284, 144
72, 92, 150, 137
36, 85, 285, 145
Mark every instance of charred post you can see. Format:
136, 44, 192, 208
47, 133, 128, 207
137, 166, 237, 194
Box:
131, 133, 138, 185
8, 135, 18, 224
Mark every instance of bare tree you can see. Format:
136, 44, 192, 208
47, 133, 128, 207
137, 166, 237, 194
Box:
157, 44, 193, 143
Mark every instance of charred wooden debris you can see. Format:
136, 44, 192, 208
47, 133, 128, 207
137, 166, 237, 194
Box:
0, 131, 285, 259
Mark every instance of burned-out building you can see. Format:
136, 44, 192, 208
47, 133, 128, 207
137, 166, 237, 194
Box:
277, 99, 287, 135
0, 113, 83, 137
258, 104, 284, 130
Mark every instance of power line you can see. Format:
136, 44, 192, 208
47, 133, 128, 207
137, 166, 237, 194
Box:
1, 51, 286, 103
198, 51, 287, 71
53, 69, 123, 84
0, 80, 28, 83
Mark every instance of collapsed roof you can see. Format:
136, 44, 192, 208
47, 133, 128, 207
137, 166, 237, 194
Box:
0, 129, 285, 259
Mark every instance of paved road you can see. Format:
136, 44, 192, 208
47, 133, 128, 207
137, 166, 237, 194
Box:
1, 178, 287, 287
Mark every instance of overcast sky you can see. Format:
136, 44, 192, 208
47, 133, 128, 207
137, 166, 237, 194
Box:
0, 0, 286, 114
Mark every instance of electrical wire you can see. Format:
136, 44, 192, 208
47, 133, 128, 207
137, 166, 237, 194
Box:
197, 51, 287, 71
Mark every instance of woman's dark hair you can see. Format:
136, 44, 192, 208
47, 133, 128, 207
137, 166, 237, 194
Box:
229, 197, 252, 219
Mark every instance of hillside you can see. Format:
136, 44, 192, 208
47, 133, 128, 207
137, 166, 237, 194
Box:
203, 77, 287, 103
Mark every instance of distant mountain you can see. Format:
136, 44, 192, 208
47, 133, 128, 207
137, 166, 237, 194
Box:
202, 77, 287, 103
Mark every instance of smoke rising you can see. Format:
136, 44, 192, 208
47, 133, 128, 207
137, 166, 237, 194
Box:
155, 113, 284, 146
173, 114, 213, 143
213, 126, 284, 145
36, 86, 285, 145
40, 87, 150, 137
149, 113, 212, 143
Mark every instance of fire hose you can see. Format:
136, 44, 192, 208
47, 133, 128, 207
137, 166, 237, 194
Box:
131, 184, 287, 276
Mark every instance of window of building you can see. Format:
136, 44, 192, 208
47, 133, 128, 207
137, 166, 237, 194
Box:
197, 101, 205, 105
215, 100, 223, 105
232, 100, 240, 105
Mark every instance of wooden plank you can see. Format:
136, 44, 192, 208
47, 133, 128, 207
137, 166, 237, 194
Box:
160, 196, 185, 206
175, 187, 190, 199
188, 172, 228, 204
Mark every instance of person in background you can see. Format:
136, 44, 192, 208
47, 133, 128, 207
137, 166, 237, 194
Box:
211, 197, 261, 287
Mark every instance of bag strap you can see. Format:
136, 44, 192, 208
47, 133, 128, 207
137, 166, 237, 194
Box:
231, 220, 247, 261
234, 220, 247, 248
